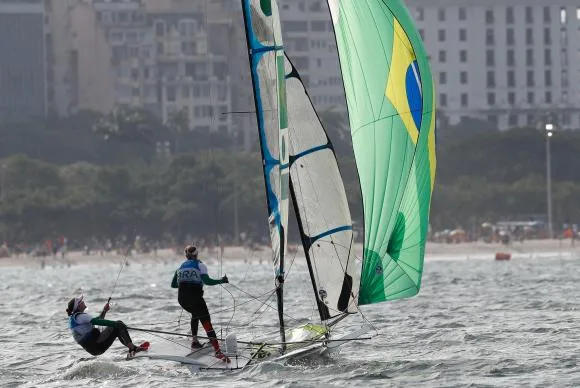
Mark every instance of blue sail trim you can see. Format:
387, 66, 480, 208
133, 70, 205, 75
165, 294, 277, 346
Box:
253, 45, 284, 54
304, 225, 353, 251
243, 0, 281, 228
289, 143, 332, 166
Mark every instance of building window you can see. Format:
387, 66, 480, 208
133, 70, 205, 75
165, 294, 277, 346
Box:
439, 50, 446, 63
544, 28, 551, 44
155, 20, 166, 37
459, 50, 467, 63
487, 92, 496, 105
507, 70, 515, 87
487, 71, 495, 87
460, 71, 468, 84
527, 114, 535, 126
438, 8, 445, 21
545, 91, 552, 103
561, 29, 568, 46
487, 115, 498, 125
311, 21, 326, 32
439, 93, 447, 107
526, 49, 534, 66
439, 72, 447, 84
526, 6, 534, 23
459, 7, 467, 21
182, 86, 190, 99
563, 112, 571, 126
509, 114, 518, 126
560, 7, 567, 24
544, 6, 551, 23
544, 49, 552, 65
485, 9, 494, 24
132, 87, 139, 97
167, 86, 176, 102
459, 29, 467, 42
416, 8, 424, 21
507, 49, 515, 66
508, 92, 515, 105
486, 50, 495, 66
461, 93, 468, 107
527, 92, 535, 104
438, 29, 446, 42
179, 19, 196, 37
506, 7, 514, 24
486, 28, 494, 45
562, 69, 568, 87
527, 70, 535, 86
507, 28, 515, 45
526, 28, 533, 44
182, 42, 196, 55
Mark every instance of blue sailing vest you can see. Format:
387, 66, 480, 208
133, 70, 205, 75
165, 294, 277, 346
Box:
69, 312, 94, 344
176, 259, 206, 286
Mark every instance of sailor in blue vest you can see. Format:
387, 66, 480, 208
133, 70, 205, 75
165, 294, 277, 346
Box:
171, 245, 229, 362
66, 295, 147, 356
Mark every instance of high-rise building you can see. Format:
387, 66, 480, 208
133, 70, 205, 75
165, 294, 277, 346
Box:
0, 0, 47, 121
408, 0, 580, 130
44, 0, 234, 133
279, 0, 346, 115
146, 0, 233, 132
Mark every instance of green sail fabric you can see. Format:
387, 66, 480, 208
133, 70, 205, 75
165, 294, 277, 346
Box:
328, 0, 437, 305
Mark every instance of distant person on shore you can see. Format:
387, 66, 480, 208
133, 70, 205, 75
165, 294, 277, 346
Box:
171, 245, 230, 362
66, 295, 148, 357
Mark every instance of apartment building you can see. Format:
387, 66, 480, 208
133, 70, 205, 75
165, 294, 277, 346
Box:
408, 0, 580, 130
279, 0, 345, 114
0, 0, 47, 121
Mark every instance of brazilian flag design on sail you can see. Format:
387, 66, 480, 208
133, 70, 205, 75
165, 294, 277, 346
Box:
328, 0, 437, 305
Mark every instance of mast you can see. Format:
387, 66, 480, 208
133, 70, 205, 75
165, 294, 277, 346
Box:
240, 0, 288, 349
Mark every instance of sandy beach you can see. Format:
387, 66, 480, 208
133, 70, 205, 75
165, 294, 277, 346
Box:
1, 238, 578, 269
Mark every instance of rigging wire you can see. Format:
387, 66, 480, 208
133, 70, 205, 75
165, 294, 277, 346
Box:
127, 326, 371, 346
228, 283, 303, 324
106, 249, 131, 305
219, 282, 236, 334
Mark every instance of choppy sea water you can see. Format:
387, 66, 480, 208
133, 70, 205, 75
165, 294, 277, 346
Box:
0, 253, 579, 387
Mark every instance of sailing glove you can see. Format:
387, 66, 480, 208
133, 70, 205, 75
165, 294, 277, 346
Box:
221, 275, 229, 284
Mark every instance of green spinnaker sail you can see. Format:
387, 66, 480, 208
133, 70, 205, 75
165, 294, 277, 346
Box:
328, 0, 437, 305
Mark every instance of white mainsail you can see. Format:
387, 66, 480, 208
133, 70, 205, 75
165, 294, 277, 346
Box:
285, 58, 360, 321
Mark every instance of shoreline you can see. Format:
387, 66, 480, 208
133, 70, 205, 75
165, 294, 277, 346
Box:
1, 239, 579, 269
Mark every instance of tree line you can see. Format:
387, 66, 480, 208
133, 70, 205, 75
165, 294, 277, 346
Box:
1, 110, 579, 246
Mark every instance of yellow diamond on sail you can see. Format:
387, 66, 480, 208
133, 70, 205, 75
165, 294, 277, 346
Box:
386, 19, 420, 144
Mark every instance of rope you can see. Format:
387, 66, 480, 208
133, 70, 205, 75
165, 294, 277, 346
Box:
228, 283, 303, 324
107, 253, 129, 304
127, 326, 371, 346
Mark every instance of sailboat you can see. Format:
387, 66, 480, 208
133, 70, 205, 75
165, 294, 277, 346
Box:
131, 0, 436, 371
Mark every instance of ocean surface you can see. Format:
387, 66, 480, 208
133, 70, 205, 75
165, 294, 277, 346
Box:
1, 252, 579, 387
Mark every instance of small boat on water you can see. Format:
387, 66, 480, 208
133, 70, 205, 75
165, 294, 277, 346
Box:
495, 252, 512, 261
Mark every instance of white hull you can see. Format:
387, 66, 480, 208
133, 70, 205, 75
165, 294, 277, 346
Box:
128, 326, 367, 371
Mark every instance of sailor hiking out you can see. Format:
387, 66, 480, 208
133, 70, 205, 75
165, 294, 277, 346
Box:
66, 295, 148, 357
